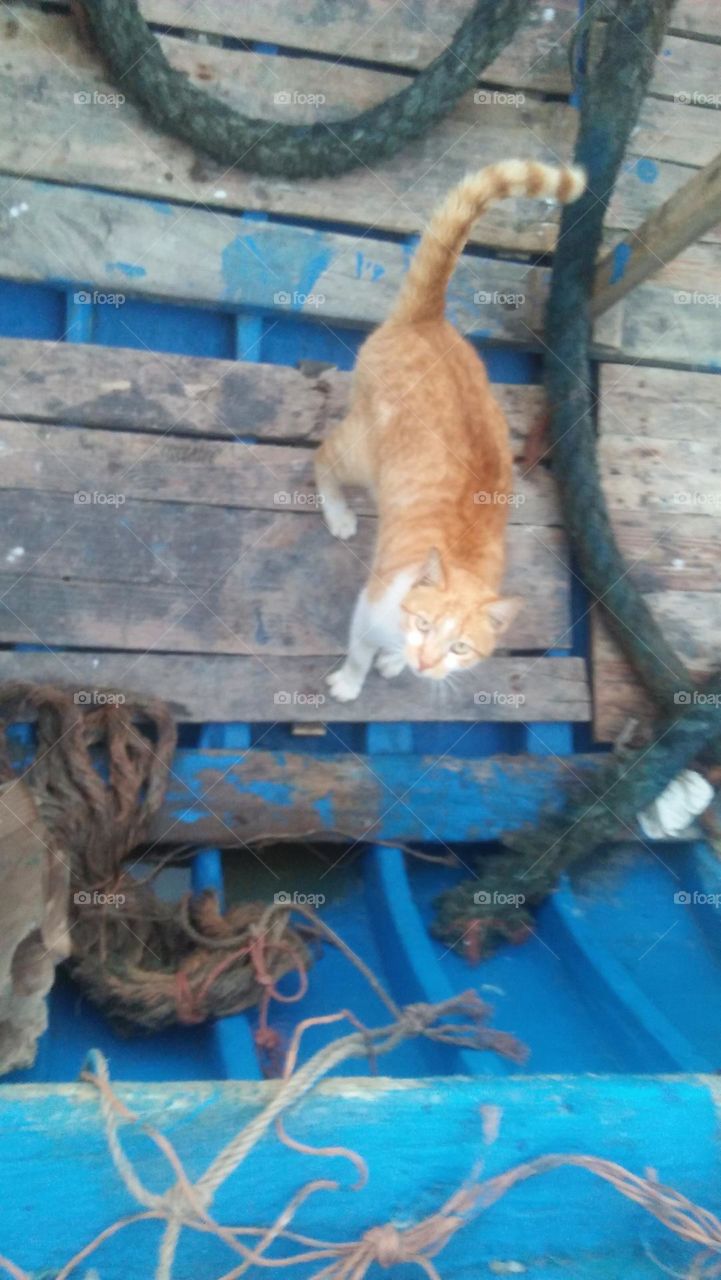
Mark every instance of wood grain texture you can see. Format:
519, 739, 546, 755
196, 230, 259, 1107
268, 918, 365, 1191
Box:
3, 11, 719, 249
0, 651, 589, 723
2, 171, 719, 368
137, 0, 579, 91
0, 488, 571, 652
151, 747, 609, 845
2, 10, 576, 255
593, 364, 721, 741
0, 337, 545, 440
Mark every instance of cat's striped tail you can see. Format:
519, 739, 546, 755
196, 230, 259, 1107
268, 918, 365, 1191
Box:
390, 160, 586, 325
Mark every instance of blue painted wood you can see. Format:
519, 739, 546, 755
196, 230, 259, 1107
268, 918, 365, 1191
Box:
0, 1075, 718, 1277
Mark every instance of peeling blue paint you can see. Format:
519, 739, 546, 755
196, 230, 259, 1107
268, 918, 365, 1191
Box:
175, 805, 209, 823
221, 229, 332, 308
106, 261, 147, 279
635, 158, 658, 184
313, 793, 334, 827
354, 252, 386, 282
610, 242, 632, 285
243, 779, 294, 806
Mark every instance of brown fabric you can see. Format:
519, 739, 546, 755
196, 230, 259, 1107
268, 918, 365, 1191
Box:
0, 683, 308, 1045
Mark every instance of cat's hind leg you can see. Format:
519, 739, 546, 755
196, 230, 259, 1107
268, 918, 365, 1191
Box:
314, 416, 363, 541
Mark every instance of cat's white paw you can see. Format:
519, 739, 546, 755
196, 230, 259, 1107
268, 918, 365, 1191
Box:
375, 651, 406, 679
324, 506, 357, 541
326, 666, 363, 702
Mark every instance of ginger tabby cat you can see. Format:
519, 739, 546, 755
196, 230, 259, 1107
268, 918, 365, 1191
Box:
315, 159, 585, 701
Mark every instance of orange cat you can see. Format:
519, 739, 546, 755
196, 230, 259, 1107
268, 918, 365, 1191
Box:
315, 159, 585, 701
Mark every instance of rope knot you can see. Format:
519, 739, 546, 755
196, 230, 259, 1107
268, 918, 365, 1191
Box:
399, 1002, 435, 1035
362, 1224, 410, 1267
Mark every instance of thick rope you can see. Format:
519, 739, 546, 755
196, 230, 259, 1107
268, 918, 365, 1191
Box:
77, 0, 536, 179
433, 0, 721, 954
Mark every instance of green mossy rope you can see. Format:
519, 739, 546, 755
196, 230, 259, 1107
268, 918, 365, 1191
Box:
433, 0, 721, 956
79, 0, 536, 179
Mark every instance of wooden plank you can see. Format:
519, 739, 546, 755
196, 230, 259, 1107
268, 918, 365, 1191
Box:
1, 1076, 718, 1279
138, 0, 579, 92
599, 364, 721, 441
670, 1, 721, 39
2, 174, 720, 369
0, 416, 560, 527
2, 12, 576, 255
0, 338, 545, 443
591, 239, 721, 368
3, 13, 719, 250
594, 154, 721, 318
650, 31, 721, 99
0, 651, 589, 723
0, 491, 572, 652
592, 604, 719, 743
0, 175, 549, 342
153, 747, 612, 845
592, 363, 721, 740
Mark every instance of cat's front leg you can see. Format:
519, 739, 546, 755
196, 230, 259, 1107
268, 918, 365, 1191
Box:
327, 590, 376, 702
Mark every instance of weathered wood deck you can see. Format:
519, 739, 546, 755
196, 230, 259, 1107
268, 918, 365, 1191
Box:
0, 0, 720, 744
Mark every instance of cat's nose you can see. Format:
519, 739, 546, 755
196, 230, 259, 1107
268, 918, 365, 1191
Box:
417, 655, 433, 671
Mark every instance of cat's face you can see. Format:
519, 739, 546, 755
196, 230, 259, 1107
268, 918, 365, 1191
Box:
400, 550, 521, 680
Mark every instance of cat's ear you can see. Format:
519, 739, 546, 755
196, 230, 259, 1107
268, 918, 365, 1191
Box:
486, 595, 523, 635
417, 547, 445, 589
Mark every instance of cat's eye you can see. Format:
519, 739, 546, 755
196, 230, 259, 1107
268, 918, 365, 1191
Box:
416, 616, 431, 633
450, 641, 471, 655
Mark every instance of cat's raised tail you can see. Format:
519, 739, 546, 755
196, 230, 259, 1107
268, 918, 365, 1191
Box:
391, 160, 586, 325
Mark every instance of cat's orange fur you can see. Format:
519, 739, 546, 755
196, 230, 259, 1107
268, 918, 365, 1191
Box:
315, 159, 585, 701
